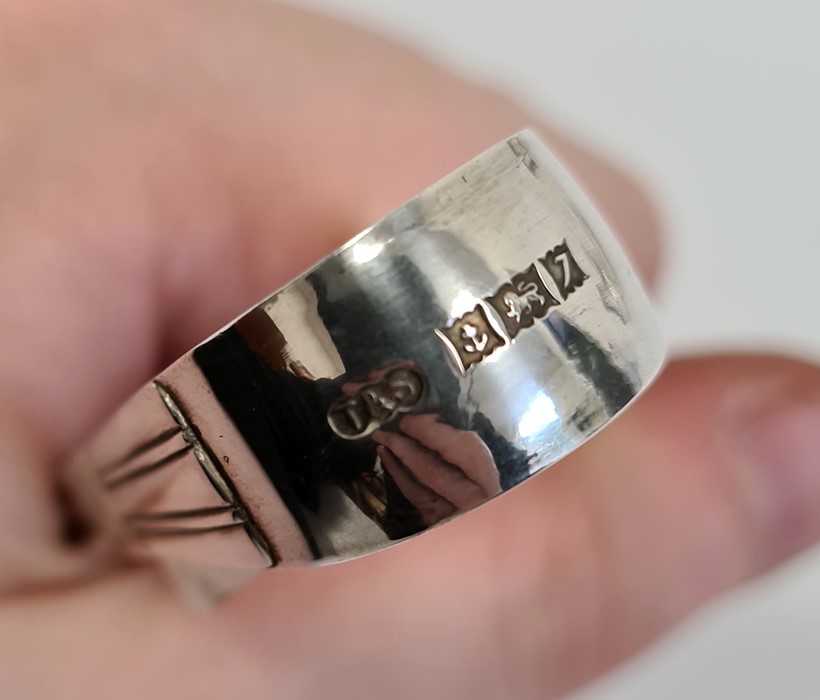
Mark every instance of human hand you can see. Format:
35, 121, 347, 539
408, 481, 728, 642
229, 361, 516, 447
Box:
374, 414, 502, 526
1, 2, 818, 699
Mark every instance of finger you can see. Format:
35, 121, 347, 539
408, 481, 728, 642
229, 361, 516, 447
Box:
221, 355, 820, 700
376, 445, 456, 527
0, 3, 661, 583
0, 2, 662, 455
4, 355, 817, 700
397, 414, 502, 496
373, 429, 487, 510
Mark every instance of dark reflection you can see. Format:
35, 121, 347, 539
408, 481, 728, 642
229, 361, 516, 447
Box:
193, 248, 530, 554
545, 314, 637, 417
309, 251, 531, 491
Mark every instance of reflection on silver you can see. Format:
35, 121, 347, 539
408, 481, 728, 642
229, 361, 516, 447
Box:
68, 131, 664, 578
327, 364, 426, 440
350, 242, 385, 265
517, 392, 559, 443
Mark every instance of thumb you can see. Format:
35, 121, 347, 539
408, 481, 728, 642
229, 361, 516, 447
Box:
199, 354, 820, 700
0, 1, 662, 591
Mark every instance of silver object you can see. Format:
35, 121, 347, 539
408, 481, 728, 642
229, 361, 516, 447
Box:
67, 131, 664, 598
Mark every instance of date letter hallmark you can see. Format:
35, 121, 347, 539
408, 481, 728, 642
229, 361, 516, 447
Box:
328, 365, 427, 440
438, 240, 588, 373
540, 241, 589, 299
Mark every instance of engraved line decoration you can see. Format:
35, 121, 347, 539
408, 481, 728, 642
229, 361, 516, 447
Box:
151, 382, 275, 562
97, 383, 277, 565
125, 505, 237, 522
98, 425, 183, 478
328, 365, 426, 440
102, 444, 193, 491
437, 240, 588, 373
124, 503, 251, 540
154, 383, 236, 503
130, 522, 247, 540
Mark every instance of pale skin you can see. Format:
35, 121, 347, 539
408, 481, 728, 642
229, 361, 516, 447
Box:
1, 2, 819, 699
374, 414, 502, 525
341, 365, 502, 524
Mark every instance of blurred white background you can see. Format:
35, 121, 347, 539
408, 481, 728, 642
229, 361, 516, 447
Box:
298, 1, 820, 697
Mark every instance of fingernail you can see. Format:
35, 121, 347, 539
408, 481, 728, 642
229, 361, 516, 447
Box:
729, 382, 820, 557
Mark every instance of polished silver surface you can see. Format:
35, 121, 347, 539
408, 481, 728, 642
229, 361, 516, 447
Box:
67, 130, 664, 580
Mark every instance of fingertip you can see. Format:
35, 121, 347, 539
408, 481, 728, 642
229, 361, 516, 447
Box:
654, 354, 820, 565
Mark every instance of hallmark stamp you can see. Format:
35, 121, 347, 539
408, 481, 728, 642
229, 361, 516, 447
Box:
438, 240, 588, 373
328, 365, 426, 440
434, 304, 505, 373
486, 263, 559, 338
540, 241, 588, 300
